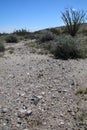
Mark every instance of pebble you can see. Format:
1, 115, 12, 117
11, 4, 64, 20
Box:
25, 109, 32, 116
2, 107, 8, 113
41, 91, 45, 95
37, 95, 43, 99
63, 89, 69, 93
27, 72, 29, 75
43, 122, 47, 125
59, 120, 64, 127
31, 95, 40, 105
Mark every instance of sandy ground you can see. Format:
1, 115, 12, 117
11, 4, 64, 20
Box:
0, 41, 87, 130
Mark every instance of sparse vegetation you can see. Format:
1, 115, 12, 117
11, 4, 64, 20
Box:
0, 41, 5, 53
5, 35, 18, 43
25, 41, 37, 48
7, 47, 15, 54
13, 29, 30, 36
76, 88, 87, 94
24, 116, 42, 127
51, 36, 86, 59
38, 31, 56, 43
79, 112, 86, 122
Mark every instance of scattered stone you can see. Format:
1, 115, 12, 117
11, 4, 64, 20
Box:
31, 95, 40, 105
27, 72, 29, 75
1, 107, 8, 113
63, 89, 69, 93
43, 122, 47, 125
37, 95, 43, 99
8, 74, 15, 79
25, 109, 32, 116
59, 120, 64, 127
0, 41, 87, 129
18, 105, 27, 118
41, 91, 45, 95
38, 73, 43, 78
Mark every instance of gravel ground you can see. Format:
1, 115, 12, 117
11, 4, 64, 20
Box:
0, 41, 87, 130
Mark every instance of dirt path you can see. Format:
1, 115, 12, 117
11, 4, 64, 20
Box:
0, 41, 87, 130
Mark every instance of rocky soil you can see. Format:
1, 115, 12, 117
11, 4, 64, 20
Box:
0, 40, 87, 130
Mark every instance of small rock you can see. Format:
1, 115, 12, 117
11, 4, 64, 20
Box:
59, 120, 64, 127
2, 107, 8, 113
27, 72, 29, 75
9, 74, 15, 79
68, 108, 72, 112
71, 80, 75, 86
38, 73, 43, 78
62, 67, 65, 70
21, 92, 25, 97
63, 89, 69, 93
3, 123, 7, 126
57, 90, 62, 93
31, 95, 40, 105
19, 108, 26, 114
60, 113, 64, 117
60, 121, 64, 125
43, 122, 47, 125
37, 95, 43, 99
18, 106, 27, 118
16, 124, 20, 127
71, 112, 75, 116
41, 91, 45, 95
25, 109, 32, 116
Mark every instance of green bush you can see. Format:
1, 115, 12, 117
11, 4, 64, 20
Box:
52, 36, 86, 59
0, 42, 5, 52
5, 35, 18, 43
38, 31, 56, 43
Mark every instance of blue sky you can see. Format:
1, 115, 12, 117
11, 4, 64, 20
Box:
0, 0, 87, 33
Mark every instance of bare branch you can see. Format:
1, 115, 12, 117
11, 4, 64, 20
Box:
61, 8, 86, 36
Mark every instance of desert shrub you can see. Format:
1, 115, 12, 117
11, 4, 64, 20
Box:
13, 29, 30, 36
52, 36, 86, 59
49, 28, 60, 35
39, 41, 53, 50
38, 31, 56, 43
0, 42, 5, 52
76, 88, 87, 94
5, 35, 18, 43
24, 33, 36, 39
7, 47, 15, 54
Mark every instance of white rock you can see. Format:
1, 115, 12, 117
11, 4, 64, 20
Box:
41, 92, 45, 95
27, 72, 29, 75
37, 95, 43, 99
2, 107, 8, 113
26, 109, 32, 116
43, 122, 47, 125
19, 108, 26, 114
